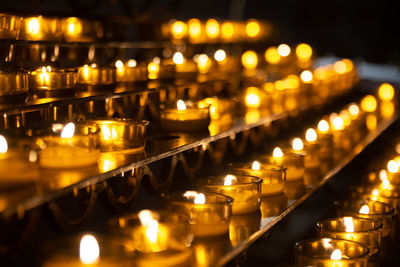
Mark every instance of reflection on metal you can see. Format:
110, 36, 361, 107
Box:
48, 184, 97, 230
177, 148, 205, 179
207, 138, 229, 165
140, 155, 178, 193
249, 126, 266, 145
229, 130, 249, 155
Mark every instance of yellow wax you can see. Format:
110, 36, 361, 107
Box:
212, 186, 260, 214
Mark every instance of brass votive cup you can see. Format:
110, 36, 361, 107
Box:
259, 152, 305, 182
196, 174, 262, 214
79, 119, 149, 153
77, 65, 115, 91
62, 17, 104, 42
0, 13, 21, 39
110, 210, 193, 267
163, 191, 233, 237
316, 217, 382, 256
19, 16, 63, 41
295, 238, 369, 267
29, 67, 77, 98
36, 123, 100, 169
228, 162, 286, 196
0, 71, 28, 103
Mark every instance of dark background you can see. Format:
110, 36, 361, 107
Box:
2, 0, 400, 64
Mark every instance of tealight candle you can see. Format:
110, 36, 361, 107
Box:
159, 100, 210, 132
228, 161, 286, 196
259, 147, 305, 182
317, 119, 334, 174
37, 122, 100, 169
171, 52, 197, 80
111, 210, 193, 267
336, 199, 395, 238
196, 174, 262, 214
29, 66, 77, 97
352, 185, 400, 211
0, 13, 20, 39
79, 119, 149, 153
19, 16, 63, 41
164, 191, 233, 237
0, 71, 28, 103
295, 238, 369, 267
77, 64, 115, 91
63, 17, 103, 42
114, 59, 147, 85
316, 217, 382, 256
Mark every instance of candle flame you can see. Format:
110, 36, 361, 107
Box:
305, 128, 317, 142
379, 169, 388, 181
205, 19, 219, 38
382, 179, 392, 190
348, 103, 360, 118
292, 138, 304, 151
61, 122, 75, 138
101, 125, 111, 140
252, 160, 261, 170
0, 135, 8, 154
387, 160, 399, 173
273, 147, 284, 158
300, 70, 313, 83
245, 20, 260, 38
317, 120, 330, 133
172, 52, 184, 65
359, 205, 369, 215
214, 49, 226, 62
115, 60, 124, 69
361, 95, 377, 112
224, 174, 237, 186
296, 43, 312, 61
378, 83, 395, 101
194, 193, 206, 204
332, 116, 344, 131
138, 210, 159, 244
177, 100, 187, 111
330, 249, 342, 260
277, 44, 291, 57
241, 50, 258, 69
127, 59, 137, 68
245, 87, 261, 108
343, 217, 354, 232
79, 234, 100, 264
372, 189, 379, 196
27, 18, 40, 34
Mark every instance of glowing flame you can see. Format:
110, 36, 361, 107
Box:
79, 234, 100, 264
245, 87, 260, 108
241, 50, 258, 69
277, 44, 291, 57
359, 205, 369, 215
127, 59, 137, 68
330, 249, 342, 260
214, 49, 226, 62
172, 52, 184, 65
387, 160, 399, 173
205, 19, 219, 38
148, 62, 160, 73
224, 174, 237, 186
138, 210, 159, 244
101, 125, 112, 140
252, 160, 261, 170
61, 122, 75, 138
115, 60, 124, 69
273, 147, 284, 158
177, 100, 187, 111
300, 70, 313, 83
378, 83, 395, 101
194, 193, 206, 204
188, 18, 201, 38
171, 21, 187, 39
296, 43, 312, 61
0, 135, 8, 154
245, 20, 260, 37
318, 120, 330, 133
334, 61, 347, 74
343, 217, 354, 232
197, 54, 211, 73
332, 117, 344, 131
348, 104, 360, 118
27, 18, 40, 34
292, 138, 304, 151
265, 47, 281, 64
221, 22, 234, 39
372, 189, 379, 196
361, 95, 377, 112
305, 128, 317, 142
382, 179, 392, 190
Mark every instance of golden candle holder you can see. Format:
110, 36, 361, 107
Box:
0, 13, 21, 39
295, 238, 369, 267
77, 64, 115, 91
62, 17, 104, 42
115, 60, 147, 85
164, 190, 233, 237
196, 174, 262, 215
79, 118, 149, 153
159, 100, 210, 133
36, 122, 100, 169
228, 161, 286, 196
336, 199, 395, 239
19, 16, 63, 41
352, 185, 400, 211
110, 210, 193, 267
229, 211, 261, 246
316, 217, 382, 256
29, 67, 77, 98
260, 194, 288, 218
0, 71, 28, 103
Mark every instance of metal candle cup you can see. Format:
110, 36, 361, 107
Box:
295, 238, 369, 267
164, 191, 233, 237
228, 161, 286, 196
316, 217, 382, 256
62, 17, 103, 42
259, 151, 305, 182
196, 174, 262, 214
0, 13, 20, 39
19, 16, 63, 41
77, 65, 115, 91
0, 71, 28, 103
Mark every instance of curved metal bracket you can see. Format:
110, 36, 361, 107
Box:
229, 130, 250, 155
177, 148, 205, 179
207, 138, 229, 165
249, 126, 266, 145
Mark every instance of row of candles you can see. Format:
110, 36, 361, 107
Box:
162, 18, 271, 43
295, 85, 399, 266
11, 81, 394, 265
0, 13, 103, 42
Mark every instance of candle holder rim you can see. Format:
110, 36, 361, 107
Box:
163, 190, 234, 205
316, 216, 383, 233
30, 68, 77, 74
78, 118, 150, 127
295, 237, 370, 260
336, 198, 396, 216
258, 151, 307, 158
355, 184, 400, 198
227, 162, 287, 172
195, 174, 262, 186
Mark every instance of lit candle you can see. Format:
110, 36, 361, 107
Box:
295, 238, 369, 267
159, 99, 210, 132
77, 64, 115, 91
316, 119, 334, 173
164, 190, 232, 237
63, 17, 103, 42
171, 52, 197, 79
19, 16, 63, 41
0, 71, 28, 103
115, 59, 146, 84
38, 122, 100, 169
0, 13, 20, 39
29, 66, 77, 97
317, 216, 382, 256
196, 174, 262, 214
228, 161, 286, 196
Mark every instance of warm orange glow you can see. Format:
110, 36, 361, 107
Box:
330, 249, 342, 260
286, 75, 300, 89
300, 70, 313, 83
332, 116, 344, 131
333, 61, 347, 74
61, 123, 75, 138
339, 110, 351, 126
366, 114, 377, 130
197, 54, 212, 73
361, 95, 377, 112
387, 160, 399, 173
205, 19, 219, 38
359, 205, 369, 214
66, 17, 82, 35
317, 120, 330, 133
245, 87, 261, 108
381, 101, 395, 118
171, 20, 187, 39
342, 59, 354, 72
27, 17, 40, 34
305, 128, 317, 142
188, 18, 201, 38
295, 43, 312, 61
224, 174, 237, 186
378, 83, 395, 101
273, 147, 284, 158
252, 161, 261, 170
127, 59, 137, 67
0, 135, 8, 154
343, 217, 354, 232
277, 44, 291, 57
246, 19, 260, 37
242, 50, 258, 69
265, 47, 281, 64
79, 234, 100, 264
348, 103, 360, 119
245, 110, 260, 123
214, 49, 226, 62
221, 22, 234, 39
172, 52, 185, 65
292, 138, 304, 151
194, 193, 206, 204
314, 68, 327, 80
177, 100, 187, 111
115, 60, 124, 69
